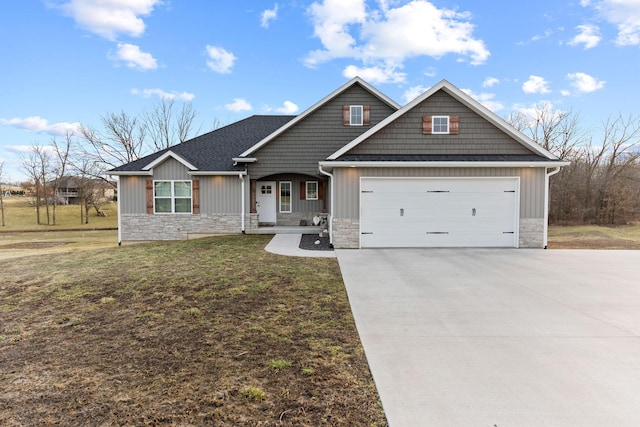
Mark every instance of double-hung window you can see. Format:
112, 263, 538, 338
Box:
154, 180, 192, 213
350, 105, 363, 126
305, 181, 318, 200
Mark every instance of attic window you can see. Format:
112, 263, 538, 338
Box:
343, 105, 371, 126
422, 115, 459, 135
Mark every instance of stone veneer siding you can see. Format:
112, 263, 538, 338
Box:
332, 218, 360, 249
121, 213, 241, 241
519, 218, 545, 248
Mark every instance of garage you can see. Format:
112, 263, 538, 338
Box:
360, 177, 519, 248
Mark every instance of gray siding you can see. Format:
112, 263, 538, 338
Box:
348, 89, 534, 156
119, 158, 242, 215
248, 83, 397, 179
332, 166, 546, 219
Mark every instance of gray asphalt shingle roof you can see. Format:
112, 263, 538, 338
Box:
110, 115, 295, 173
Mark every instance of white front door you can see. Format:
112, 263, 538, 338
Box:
256, 181, 277, 224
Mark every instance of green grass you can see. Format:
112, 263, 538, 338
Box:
0, 234, 386, 426
0, 197, 117, 231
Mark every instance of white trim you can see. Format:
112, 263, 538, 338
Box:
318, 165, 334, 245
319, 160, 570, 170
142, 150, 198, 171
109, 170, 153, 176
350, 105, 364, 126
116, 178, 122, 245
279, 181, 292, 213
188, 170, 247, 176
239, 174, 245, 232
544, 167, 562, 249
233, 157, 257, 163
238, 77, 401, 157
328, 79, 560, 160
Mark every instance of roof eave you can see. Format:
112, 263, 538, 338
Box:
318, 160, 570, 171
108, 170, 153, 176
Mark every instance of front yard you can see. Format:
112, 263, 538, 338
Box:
0, 234, 386, 426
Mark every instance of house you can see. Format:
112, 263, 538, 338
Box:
54, 176, 116, 205
109, 78, 568, 249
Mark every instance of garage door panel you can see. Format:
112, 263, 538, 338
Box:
360, 178, 518, 248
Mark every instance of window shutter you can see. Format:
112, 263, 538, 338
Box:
343, 105, 350, 125
318, 180, 326, 201
363, 105, 371, 126
146, 180, 153, 214
450, 116, 459, 135
192, 180, 200, 214
422, 115, 432, 134
300, 181, 306, 200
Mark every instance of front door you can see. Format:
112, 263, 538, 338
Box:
256, 181, 277, 224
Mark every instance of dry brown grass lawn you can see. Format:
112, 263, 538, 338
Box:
548, 223, 640, 249
0, 235, 386, 426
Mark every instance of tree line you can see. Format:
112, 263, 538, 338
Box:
16, 99, 201, 226
508, 105, 640, 225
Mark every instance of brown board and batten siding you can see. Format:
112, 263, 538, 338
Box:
119, 159, 242, 215
247, 83, 397, 179
331, 167, 546, 220
348, 89, 533, 156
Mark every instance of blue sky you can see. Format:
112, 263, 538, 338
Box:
1, 0, 639, 181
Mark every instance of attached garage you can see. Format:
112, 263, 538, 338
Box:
360, 177, 519, 248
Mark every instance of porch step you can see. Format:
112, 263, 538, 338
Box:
246, 226, 324, 235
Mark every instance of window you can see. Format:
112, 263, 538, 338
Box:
154, 180, 192, 213
279, 181, 292, 213
350, 105, 363, 126
432, 116, 450, 134
306, 181, 318, 200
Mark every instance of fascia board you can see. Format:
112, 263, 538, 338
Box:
318, 160, 571, 171
142, 150, 198, 171
239, 77, 401, 158
188, 171, 247, 176
108, 170, 153, 176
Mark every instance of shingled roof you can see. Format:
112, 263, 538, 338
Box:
110, 115, 295, 174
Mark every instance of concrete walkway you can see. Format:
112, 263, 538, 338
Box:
337, 248, 640, 427
264, 234, 336, 258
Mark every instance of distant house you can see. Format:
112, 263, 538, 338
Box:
110, 78, 568, 248
55, 176, 116, 205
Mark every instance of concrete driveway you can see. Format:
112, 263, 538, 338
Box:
336, 249, 640, 427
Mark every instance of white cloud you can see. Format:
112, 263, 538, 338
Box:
206, 45, 237, 74
130, 88, 195, 101
342, 64, 406, 84
305, 0, 489, 82
261, 4, 279, 28
54, 0, 161, 40
512, 101, 564, 127
567, 72, 606, 93
568, 24, 601, 49
112, 43, 157, 70
483, 77, 500, 88
461, 89, 504, 112
522, 75, 551, 94
402, 85, 429, 104
275, 101, 298, 114
225, 98, 252, 112
0, 116, 80, 136
584, 0, 640, 46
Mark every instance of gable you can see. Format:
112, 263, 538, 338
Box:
247, 82, 398, 178
345, 89, 534, 157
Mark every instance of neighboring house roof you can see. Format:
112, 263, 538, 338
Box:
109, 115, 295, 175
328, 79, 560, 161
53, 175, 114, 189
237, 77, 401, 158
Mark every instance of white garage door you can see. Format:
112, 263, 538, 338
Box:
360, 177, 519, 248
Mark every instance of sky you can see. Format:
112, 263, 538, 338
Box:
1, 0, 639, 182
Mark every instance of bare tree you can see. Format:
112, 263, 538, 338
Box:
143, 99, 198, 151
21, 144, 52, 225
50, 131, 73, 225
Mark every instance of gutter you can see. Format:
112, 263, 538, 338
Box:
318, 160, 570, 170
543, 167, 562, 249
239, 173, 245, 233
318, 164, 334, 247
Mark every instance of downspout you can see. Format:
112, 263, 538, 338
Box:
239, 173, 245, 233
114, 176, 122, 246
318, 164, 334, 247
544, 167, 561, 249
